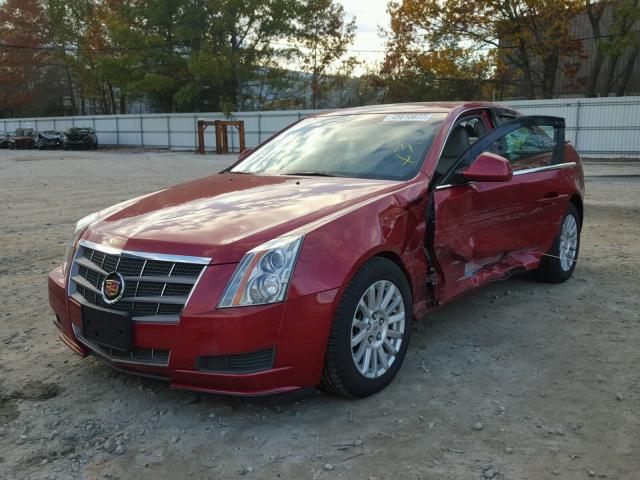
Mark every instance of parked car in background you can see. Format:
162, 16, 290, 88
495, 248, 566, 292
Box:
63, 127, 98, 150
10, 128, 37, 149
49, 102, 584, 398
0, 131, 12, 148
37, 130, 64, 149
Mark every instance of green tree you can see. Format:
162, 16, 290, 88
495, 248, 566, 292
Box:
294, 0, 357, 109
598, 0, 640, 96
46, 0, 145, 114
132, 0, 300, 112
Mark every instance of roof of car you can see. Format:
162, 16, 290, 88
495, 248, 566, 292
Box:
316, 101, 503, 116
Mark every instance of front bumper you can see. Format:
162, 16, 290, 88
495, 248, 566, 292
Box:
64, 140, 92, 148
39, 140, 62, 148
48, 266, 339, 396
10, 141, 33, 148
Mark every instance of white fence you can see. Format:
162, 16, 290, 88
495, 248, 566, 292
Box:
507, 96, 640, 157
2, 96, 639, 157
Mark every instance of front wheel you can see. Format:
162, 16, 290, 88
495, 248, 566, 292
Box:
322, 257, 412, 398
535, 204, 581, 283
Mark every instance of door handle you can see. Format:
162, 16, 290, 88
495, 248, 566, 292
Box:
536, 192, 568, 206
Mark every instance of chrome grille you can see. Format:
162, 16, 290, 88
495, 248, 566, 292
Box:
69, 241, 208, 323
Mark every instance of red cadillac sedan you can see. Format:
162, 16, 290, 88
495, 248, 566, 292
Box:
48, 102, 584, 397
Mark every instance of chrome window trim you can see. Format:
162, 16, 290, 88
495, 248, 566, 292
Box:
431, 107, 491, 180
78, 239, 212, 265
433, 162, 576, 191
435, 181, 475, 191
512, 161, 577, 176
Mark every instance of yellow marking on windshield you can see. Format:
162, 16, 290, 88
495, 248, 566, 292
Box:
394, 144, 416, 166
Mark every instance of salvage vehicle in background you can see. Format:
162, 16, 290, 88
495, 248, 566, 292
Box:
48, 102, 584, 398
37, 130, 64, 149
9, 128, 37, 149
63, 127, 98, 150
0, 131, 12, 148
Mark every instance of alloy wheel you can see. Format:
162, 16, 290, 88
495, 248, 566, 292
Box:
350, 280, 405, 379
559, 214, 578, 271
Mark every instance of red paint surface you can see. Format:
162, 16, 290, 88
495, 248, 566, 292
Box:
463, 152, 513, 182
48, 102, 585, 395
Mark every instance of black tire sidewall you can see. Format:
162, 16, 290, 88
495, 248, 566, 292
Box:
545, 204, 581, 281
332, 259, 413, 397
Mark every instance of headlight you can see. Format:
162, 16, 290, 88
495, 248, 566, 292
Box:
62, 212, 100, 274
218, 235, 303, 308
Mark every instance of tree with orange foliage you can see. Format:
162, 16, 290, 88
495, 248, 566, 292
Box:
0, 0, 52, 116
383, 0, 585, 100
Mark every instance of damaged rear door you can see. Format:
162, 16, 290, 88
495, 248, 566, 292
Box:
430, 116, 566, 303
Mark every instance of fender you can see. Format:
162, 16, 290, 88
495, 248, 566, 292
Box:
287, 178, 431, 321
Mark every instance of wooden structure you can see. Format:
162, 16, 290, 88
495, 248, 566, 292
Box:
196, 120, 246, 154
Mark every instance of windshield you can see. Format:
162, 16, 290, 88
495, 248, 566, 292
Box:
231, 113, 446, 180
14, 129, 33, 136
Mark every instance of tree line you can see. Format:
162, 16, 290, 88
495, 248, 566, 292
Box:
1, 0, 639, 118
382, 0, 640, 101
0, 0, 356, 117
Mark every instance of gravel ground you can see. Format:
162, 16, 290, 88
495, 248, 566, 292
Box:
1, 149, 639, 480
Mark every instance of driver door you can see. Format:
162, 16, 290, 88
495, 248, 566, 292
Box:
431, 116, 566, 303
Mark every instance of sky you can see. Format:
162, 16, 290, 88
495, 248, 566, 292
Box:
340, 0, 390, 71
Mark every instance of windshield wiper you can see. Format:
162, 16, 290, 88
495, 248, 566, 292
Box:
284, 171, 341, 177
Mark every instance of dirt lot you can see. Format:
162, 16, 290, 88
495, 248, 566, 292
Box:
1, 149, 639, 480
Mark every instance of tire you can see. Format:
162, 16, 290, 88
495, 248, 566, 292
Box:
535, 204, 581, 283
321, 257, 413, 398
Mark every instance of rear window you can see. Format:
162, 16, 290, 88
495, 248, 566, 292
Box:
14, 129, 33, 136
68, 128, 93, 133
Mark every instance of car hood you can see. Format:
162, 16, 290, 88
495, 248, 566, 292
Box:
84, 173, 402, 264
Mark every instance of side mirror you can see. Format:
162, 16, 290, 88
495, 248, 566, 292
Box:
463, 152, 513, 182
238, 147, 254, 161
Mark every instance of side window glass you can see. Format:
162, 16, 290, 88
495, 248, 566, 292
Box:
456, 116, 486, 144
435, 115, 487, 179
487, 125, 558, 171
494, 115, 516, 126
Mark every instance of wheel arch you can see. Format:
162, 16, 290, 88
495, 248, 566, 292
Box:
569, 194, 583, 228
373, 251, 414, 297
348, 249, 419, 322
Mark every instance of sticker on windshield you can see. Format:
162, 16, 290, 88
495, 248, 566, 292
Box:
383, 113, 432, 122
